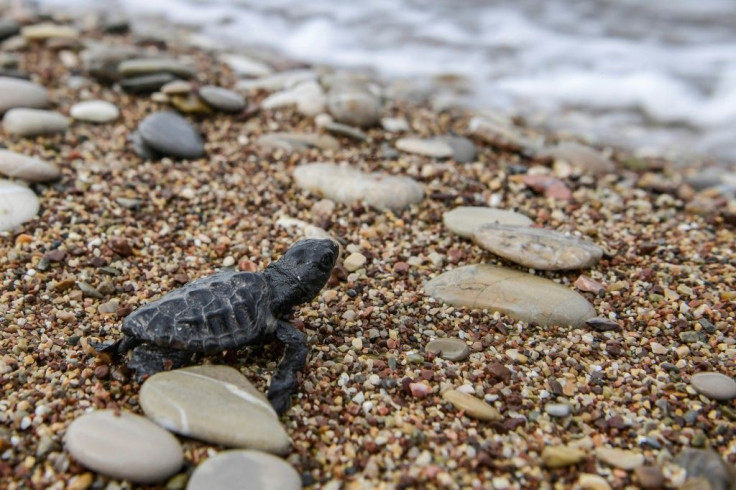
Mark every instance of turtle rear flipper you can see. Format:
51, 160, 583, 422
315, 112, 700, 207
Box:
90, 336, 142, 355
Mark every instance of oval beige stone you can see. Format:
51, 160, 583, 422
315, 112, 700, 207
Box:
542, 445, 585, 468
293, 163, 423, 211
424, 264, 595, 327
187, 450, 301, 490
443, 206, 533, 238
0, 77, 50, 114
442, 390, 502, 421
473, 224, 603, 270
64, 410, 183, 483
690, 372, 736, 401
3, 108, 69, 137
539, 142, 615, 176
0, 149, 60, 182
595, 447, 645, 470
139, 365, 291, 455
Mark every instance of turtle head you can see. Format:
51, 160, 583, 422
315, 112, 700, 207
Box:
265, 238, 339, 313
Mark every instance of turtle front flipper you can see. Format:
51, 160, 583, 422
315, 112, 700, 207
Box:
128, 344, 196, 382
268, 320, 309, 415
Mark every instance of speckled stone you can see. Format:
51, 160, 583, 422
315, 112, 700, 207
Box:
473, 224, 603, 270
426, 338, 469, 361
0, 180, 39, 231
0, 149, 60, 182
64, 410, 183, 484
0, 77, 49, 114
424, 264, 596, 327
3, 108, 68, 137
187, 450, 301, 490
293, 163, 423, 211
199, 85, 246, 113
69, 100, 119, 123
443, 206, 533, 238
595, 447, 645, 470
137, 111, 204, 159
539, 141, 615, 176
139, 365, 291, 454
690, 372, 736, 401
442, 390, 502, 421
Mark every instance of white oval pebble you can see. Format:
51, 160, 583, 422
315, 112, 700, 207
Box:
187, 450, 301, 490
3, 108, 69, 137
64, 410, 183, 484
0, 179, 40, 231
443, 206, 533, 238
70, 100, 119, 123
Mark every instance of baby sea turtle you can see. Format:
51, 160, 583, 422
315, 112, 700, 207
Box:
95, 238, 338, 415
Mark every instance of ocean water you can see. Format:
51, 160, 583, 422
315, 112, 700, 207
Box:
35, 0, 736, 165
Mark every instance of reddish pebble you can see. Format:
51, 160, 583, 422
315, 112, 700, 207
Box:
575, 275, 605, 294
94, 365, 110, 379
238, 259, 257, 272
409, 382, 431, 398
109, 237, 133, 256
393, 262, 409, 273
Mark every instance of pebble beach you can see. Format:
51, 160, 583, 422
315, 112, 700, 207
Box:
1, 6, 735, 490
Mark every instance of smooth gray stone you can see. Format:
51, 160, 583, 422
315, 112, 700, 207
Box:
0, 77, 49, 114
396, 137, 453, 158
64, 410, 183, 484
426, 338, 469, 361
424, 264, 596, 327
327, 85, 381, 128
139, 365, 291, 454
81, 44, 140, 82
444, 136, 478, 163
675, 449, 736, 490
0, 180, 39, 232
0, 149, 60, 182
0, 19, 20, 42
690, 372, 736, 401
443, 207, 533, 238
198, 85, 246, 113
187, 450, 301, 490
473, 224, 603, 270
138, 111, 204, 159
118, 58, 195, 79
323, 121, 368, 141
3, 108, 68, 137
120, 73, 176, 93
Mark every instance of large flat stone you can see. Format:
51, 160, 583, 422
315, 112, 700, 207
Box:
187, 450, 301, 490
140, 365, 291, 455
443, 206, 533, 238
137, 111, 204, 159
424, 264, 595, 327
293, 163, 423, 211
0, 149, 60, 182
64, 410, 183, 484
473, 224, 603, 270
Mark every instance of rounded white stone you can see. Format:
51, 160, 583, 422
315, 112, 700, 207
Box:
3, 108, 69, 137
187, 450, 301, 490
64, 410, 183, 484
70, 100, 119, 123
0, 180, 40, 231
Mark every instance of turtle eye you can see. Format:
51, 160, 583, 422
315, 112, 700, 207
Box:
320, 254, 334, 269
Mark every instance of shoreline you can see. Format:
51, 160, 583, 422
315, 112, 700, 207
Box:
1, 7, 735, 490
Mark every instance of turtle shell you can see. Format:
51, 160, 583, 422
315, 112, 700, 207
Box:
122, 270, 276, 353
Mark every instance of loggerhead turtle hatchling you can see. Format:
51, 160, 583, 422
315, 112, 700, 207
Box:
95, 238, 338, 415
